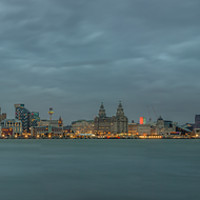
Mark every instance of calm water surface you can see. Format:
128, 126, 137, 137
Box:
0, 139, 200, 200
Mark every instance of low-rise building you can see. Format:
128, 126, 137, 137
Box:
137, 124, 152, 136
1, 119, 22, 136
128, 123, 154, 136
31, 126, 63, 138
156, 116, 176, 136
128, 123, 138, 135
0, 107, 7, 122
71, 120, 94, 134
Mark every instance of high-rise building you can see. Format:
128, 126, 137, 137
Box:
15, 104, 31, 133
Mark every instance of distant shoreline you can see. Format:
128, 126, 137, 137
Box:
0, 137, 199, 140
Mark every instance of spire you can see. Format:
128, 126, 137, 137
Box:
116, 101, 124, 117
99, 102, 106, 118
158, 116, 163, 121
58, 116, 63, 127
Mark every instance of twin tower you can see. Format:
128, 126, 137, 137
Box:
94, 102, 128, 135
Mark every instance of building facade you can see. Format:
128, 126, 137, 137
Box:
0, 107, 7, 122
94, 102, 128, 135
30, 112, 40, 127
31, 126, 63, 137
111, 102, 128, 134
15, 104, 41, 133
193, 115, 200, 136
1, 119, 22, 136
156, 116, 176, 135
71, 120, 94, 134
39, 119, 60, 127
15, 104, 31, 133
94, 103, 112, 135
128, 123, 155, 136
195, 115, 200, 128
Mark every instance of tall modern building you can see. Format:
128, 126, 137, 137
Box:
15, 104, 31, 133
94, 102, 128, 135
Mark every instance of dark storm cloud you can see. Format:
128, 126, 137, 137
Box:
0, 0, 200, 123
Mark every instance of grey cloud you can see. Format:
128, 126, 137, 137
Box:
0, 0, 200, 124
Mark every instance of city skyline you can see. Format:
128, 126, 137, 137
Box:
0, 102, 199, 139
0, 0, 200, 123
0, 102, 199, 125
1, 1, 200, 200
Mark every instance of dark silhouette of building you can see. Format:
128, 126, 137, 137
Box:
195, 115, 200, 128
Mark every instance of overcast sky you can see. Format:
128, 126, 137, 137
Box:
0, 0, 200, 124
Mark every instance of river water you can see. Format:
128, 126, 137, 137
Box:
0, 139, 200, 200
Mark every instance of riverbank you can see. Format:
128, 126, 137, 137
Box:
0, 136, 199, 139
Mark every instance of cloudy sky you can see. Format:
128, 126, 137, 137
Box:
0, 0, 200, 124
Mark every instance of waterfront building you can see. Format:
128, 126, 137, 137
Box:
15, 104, 31, 133
176, 125, 192, 136
71, 120, 94, 134
1, 119, 22, 136
128, 123, 155, 136
31, 126, 63, 138
0, 107, 7, 122
111, 102, 128, 134
94, 103, 112, 135
193, 115, 200, 136
195, 115, 200, 128
128, 123, 138, 135
137, 124, 152, 136
63, 125, 75, 138
30, 112, 40, 127
15, 104, 41, 133
94, 102, 128, 135
156, 116, 176, 136
194, 128, 200, 136
32, 117, 64, 137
